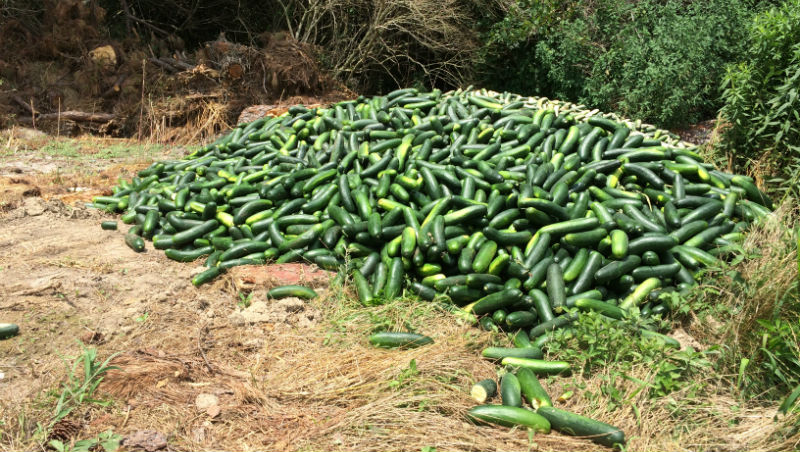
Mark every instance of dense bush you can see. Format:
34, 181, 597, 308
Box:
481, 0, 754, 128
718, 0, 800, 197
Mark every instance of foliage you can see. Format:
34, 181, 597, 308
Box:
481, 0, 755, 127
52, 344, 119, 425
718, 0, 800, 197
745, 317, 800, 397
49, 430, 121, 452
545, 311, 715, 410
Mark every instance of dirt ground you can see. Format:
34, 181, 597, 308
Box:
0, 132, 612, 452
1, 131, 797, 452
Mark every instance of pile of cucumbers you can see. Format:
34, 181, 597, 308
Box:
92, 87, 773, 444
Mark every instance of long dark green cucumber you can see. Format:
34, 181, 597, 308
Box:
482, 347, 544, 360
165, 246, 213, 262
537, 406, 625, 447
470, 288, 523, 315
529, 312, 579, 338
546, 263, 566, 312
467, 405, 551, 432
500, 357, 570, 375
369, 332, 433, 348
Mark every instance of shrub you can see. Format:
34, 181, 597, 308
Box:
481, 0, 754, 128
718, 0, 800, 197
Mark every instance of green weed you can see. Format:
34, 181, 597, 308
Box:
545, 311, 715, 411
49, 430, 121, 452
51, 344, 119, 425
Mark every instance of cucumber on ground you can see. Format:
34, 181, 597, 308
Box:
482, 347, 543, 360
125, 233, 145, 253
537, 406, 625, 447
267, 285, 318, 300
516, 367, 552, 409
501, 372, 523, 407
471, 379, 498, 403
501, 357, 570, 375
468, 405, 551, 433
0, 323, 20, 340
368, 331, 433, 348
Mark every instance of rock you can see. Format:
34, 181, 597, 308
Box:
195, 393, 219, 411
22, 198, 45, 216
206, 404, 221, 418
80, 330, 104, 344
122, 430, 167, 452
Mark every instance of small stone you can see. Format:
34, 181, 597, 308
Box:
23, 198, 45, 216
195, 393, 219, 411
122, 430, 167, 452
206, 405, 221, 418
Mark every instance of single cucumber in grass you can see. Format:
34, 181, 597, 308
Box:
267, 285, 318, 300
468, 405, 551, 433
369, 331, 433, 349
537, 406, 625, 447
0, 323, 20, 340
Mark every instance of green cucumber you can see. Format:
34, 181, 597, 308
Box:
501, 372, 523, 407
574, 298, 626, 320
501, 357, 570, 375
471, 288, 524, 315
471, 379, 498, 403
505, 311, 538, 329
610, 229, 628, 258
267, 285, 318, 300
368, 331, 433, 348
482, 347, 544, 360
537, 406, 625, 447
467, 405, 551, 432
546, 263, 566, 312
0, 323, 20, 340
517, 367, 552, 409
125, 233, 145, 253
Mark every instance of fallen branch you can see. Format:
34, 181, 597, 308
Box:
11, 95, 37, 115
36, 111, 115, 123
162, 56, 194, 71
148, 57, 179, 73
